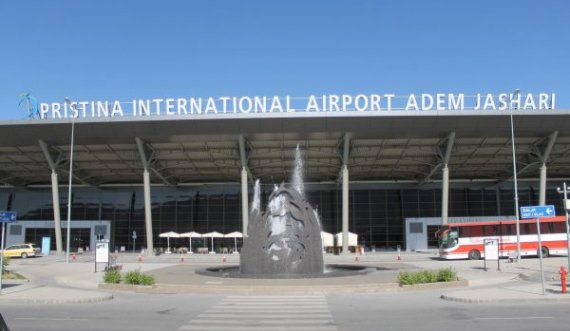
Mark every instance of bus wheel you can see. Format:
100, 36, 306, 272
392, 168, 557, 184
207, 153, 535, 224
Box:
468, 249, 481, 260
539, 247, 549, 258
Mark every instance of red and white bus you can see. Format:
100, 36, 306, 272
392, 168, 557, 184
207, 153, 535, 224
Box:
437, 216, 569, 260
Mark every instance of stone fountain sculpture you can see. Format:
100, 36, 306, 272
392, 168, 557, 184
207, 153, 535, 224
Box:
240, 146, 324, 277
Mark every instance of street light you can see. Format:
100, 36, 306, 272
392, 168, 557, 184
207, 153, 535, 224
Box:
510, 89, 521, 261
556, 184, 570, 271
64, 97, 77, 264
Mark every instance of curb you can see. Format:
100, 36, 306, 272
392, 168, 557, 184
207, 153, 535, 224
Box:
400, 279, 469, 291
0, 284, 114, 305
99, 280, 470, 295
99, 282, 402, 295
440, 293, 570, 304
0, 293, 114, 305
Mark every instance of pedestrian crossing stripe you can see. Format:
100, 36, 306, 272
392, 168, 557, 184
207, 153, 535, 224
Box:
178, 295, 337, 331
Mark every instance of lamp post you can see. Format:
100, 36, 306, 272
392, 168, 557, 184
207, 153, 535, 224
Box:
510, 89, 521, 261
64, 97, 77, 264
556, 183, 570, 271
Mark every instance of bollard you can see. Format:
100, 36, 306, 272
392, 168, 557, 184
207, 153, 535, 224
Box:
560, 266, 567, 294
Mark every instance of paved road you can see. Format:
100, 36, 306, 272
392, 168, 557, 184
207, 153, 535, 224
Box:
2, 291, 570, 331
2, 251, 570, 330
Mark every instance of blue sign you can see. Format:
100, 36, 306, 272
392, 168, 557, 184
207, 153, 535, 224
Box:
520, 205, 556, 219
0, 211, 16, 223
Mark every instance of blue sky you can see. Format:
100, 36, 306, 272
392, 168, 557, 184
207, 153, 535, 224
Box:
1, 1, 569, 120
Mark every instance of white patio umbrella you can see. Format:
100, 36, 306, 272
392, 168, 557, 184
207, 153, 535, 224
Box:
179, 231, 201, 253
202, 231, 224, 253
320, 231, 334, 251
335, 232, 358, 246
224, 231, 243, 253
158, 231, 180, 253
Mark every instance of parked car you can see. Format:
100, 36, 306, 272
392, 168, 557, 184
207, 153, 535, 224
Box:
2, 243, 41, 258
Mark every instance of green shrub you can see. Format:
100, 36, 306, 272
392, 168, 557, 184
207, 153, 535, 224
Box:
437, 267, 457, 282
124, 269, 155, 285
139, 273, 155, 286
398, 271, 415, 285
2, 255, 9, 273
103, 269, 122, 284
398, 268, 457, 285
124, 270, 141, 284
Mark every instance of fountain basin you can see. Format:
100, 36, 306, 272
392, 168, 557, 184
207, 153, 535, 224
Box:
196, 264, 377, 279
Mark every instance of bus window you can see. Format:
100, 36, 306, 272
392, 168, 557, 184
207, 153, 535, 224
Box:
526, 223, 537, 235
540, 222, 554, 234
465, 226, 482, 237
500, 224, 515, 236
459, 227, 469, 237
483, 224, 498, 236
553, 221, 566, 233
439, 229, 459, 249
521, 223, 537, 235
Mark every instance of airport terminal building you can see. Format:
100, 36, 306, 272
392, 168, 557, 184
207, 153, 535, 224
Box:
1, 92, 568, 254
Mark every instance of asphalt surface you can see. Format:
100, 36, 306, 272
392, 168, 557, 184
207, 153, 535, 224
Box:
1, 251, 570, 304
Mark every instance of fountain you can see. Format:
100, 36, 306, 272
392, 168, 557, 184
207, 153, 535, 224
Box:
198, 146, 374, 279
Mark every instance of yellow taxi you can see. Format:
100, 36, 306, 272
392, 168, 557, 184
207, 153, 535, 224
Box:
2, 243, 41, 258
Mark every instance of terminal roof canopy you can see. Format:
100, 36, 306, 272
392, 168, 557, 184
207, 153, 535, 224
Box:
0, 111, 569, 187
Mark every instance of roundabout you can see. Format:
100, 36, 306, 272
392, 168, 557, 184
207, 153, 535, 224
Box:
196, 264, 378, 279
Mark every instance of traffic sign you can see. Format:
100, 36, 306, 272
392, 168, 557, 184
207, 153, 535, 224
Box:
520, 205, 556, 219
0, 212, 16, 223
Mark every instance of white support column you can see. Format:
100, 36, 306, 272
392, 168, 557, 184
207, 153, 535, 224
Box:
51, 171, 63, 255
241, 167, 249, 237
39, 140, 64, 255
342, 165, 349, 254
440, 132, 454, 226
143, 169, 153, 254
539, 163, 547, 205
441, 165, 449, 225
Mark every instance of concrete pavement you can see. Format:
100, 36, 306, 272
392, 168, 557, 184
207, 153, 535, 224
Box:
1, 251, 570, 304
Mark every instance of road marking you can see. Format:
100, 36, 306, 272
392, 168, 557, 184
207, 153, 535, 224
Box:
180, 326, 336, 331
213, 304, 329, 308
223, 298, 327, 302
198, 314, 333, 318
190, 319, 334, 324
209, 309, 330, 313
224, 295, 325, 301
215, 301, 327, 307
473, 317, 553, 321
179, 295, 337, 331
16, 318, 89, 322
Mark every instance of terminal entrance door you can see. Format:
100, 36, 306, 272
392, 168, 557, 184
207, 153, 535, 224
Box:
427, 225, 440, 248
25, 228, 91, 252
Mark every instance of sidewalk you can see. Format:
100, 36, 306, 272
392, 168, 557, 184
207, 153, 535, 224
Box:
0, 255, 114, 304
0, 251, 569, 304
420, 255, 570, 303
441, 282, 570, 303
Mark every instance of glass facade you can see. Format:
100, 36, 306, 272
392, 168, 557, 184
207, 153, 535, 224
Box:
1, 183, 565, 252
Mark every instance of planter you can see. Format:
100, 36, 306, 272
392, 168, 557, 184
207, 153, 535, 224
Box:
98, 283, 156, 293
400, 279, 468, 291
